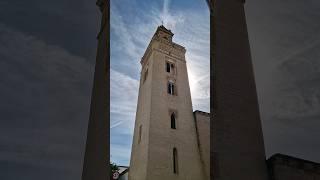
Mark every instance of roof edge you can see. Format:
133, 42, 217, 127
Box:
268, 153, 320, 167
193, 110, 210, 116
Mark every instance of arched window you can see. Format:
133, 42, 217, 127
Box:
171, 113, 176, 129
173, 148, 178, 174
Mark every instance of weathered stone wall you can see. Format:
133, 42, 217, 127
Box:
268, 154, 320, 180
194, 111, 210, 180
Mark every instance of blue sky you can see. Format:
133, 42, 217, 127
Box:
110, 0, 210, 166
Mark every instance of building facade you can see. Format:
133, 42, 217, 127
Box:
129, 25, 209, 180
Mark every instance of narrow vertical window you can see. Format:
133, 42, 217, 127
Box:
143, 69, 148, 83
166, 62, 170, 72
171, 113, 176, 129
138, 125, 142, 144
170, 63, 174, 72
171, 84, 175, 95
167, 82, 175, 95
173, 148, 178, 174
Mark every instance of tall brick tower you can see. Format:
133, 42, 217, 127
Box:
212, 0, 269, 179
129, 25, 205, 180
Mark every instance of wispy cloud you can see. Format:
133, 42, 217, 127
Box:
110, 68, 139, 131
110, 121, 124, 129
111, 7, 141, 61
158, 0, 185, 30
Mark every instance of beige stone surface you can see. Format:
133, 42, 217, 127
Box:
129, 26, 207, 180
194, 111, 210, 180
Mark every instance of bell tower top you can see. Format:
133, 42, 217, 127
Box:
140, 25, 186, 66
153, 25, 174, 42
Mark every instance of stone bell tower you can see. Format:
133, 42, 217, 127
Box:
129, 25, 205, 180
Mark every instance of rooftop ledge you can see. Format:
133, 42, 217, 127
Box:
267, 153, 320, 172
194, 110, 210, 116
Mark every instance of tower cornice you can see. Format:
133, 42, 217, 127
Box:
156, 25, 174, 36
140, 39, 186, 66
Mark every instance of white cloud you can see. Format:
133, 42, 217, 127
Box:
111, 7, 140, 60
110, 68, 139, 132
158, 0, 185, 30
110, 69, 139, 114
